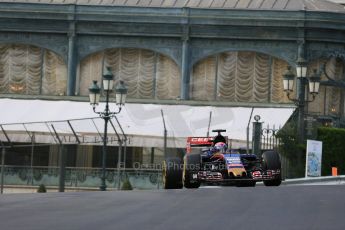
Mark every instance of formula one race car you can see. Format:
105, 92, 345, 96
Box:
162, 130, 282, 189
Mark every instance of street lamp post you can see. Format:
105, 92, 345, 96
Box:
282, 61, 321, 143
89, 67, 127, 191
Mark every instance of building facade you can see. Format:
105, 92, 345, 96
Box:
0, 0, 345, 187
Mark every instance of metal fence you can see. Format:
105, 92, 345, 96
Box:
261, 124, 280, 151
0, 116, 131, 193
260, 125, 291, 179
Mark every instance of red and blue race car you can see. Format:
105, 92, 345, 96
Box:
163, 130, 282, 189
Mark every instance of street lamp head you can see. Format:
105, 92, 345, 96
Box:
89, 80, 101, 107
296, 57, 307, 78
102, 67, 114, 91
115, 80, 128, 106
308, 69, 321, 94
283, 66, 295, 92
254, 115, 261, 122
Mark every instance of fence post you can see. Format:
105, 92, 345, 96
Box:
117, 140, 123, 190
58, 145, 66, 192
1, 147, 5, 194
252, 120, 262, 156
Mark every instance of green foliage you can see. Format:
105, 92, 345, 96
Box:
276, 122, 305, 178
121, 179, 133, 190
277, 123, 299, 155
37, 184, 47, 193
317, 127, 345, 176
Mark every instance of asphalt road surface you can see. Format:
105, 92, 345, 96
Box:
1, 185, 344, 230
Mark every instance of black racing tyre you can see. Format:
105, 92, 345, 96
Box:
262, 151, 282, 187
183, 153, 201, 189
162, 157, 183, 189
263, 175, 282, 186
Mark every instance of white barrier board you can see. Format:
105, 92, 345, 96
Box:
306, 140, 323, 177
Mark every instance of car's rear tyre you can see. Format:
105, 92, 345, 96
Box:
262, 151, 282, 186
162, 157, 183, 189
183, 153, 201, 189
263, 176, 282, 186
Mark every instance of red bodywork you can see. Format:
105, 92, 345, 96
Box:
186, 136, 228, 154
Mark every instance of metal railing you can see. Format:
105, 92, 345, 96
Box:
1, 165, 162, 190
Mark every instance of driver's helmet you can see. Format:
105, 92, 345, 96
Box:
213, 142, 228, 153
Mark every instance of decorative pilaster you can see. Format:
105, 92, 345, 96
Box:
67, 21, 77, 96
340, 58, 345, 118
180, 23, 190, 100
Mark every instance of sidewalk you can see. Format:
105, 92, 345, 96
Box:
1, 185, 101, 194
283, 175, 345, 185
2, 175, 344, 194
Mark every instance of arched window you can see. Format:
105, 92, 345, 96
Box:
0, 44, 67, 95
307, 57, 344, 116
79, 48, 181, 100
191, 51, 292, 103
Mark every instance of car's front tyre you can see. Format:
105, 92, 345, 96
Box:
183, 153, 201, 189
162, 157, 183, 189
262, 151, 282, 186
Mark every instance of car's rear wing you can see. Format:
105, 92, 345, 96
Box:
186, 136, 228, 154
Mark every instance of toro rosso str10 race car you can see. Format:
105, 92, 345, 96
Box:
162, 130, 282, 189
